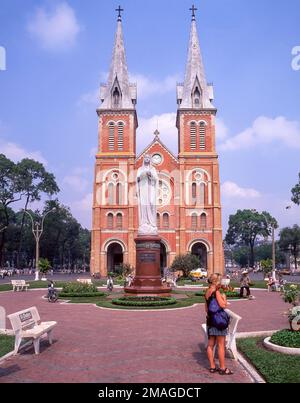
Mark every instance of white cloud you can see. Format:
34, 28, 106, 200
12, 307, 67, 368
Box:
220, 116, 300, 151
27, 2, 81, 50
221, 181, 261, 199
215, 118, 229, 141
137, 112, 177, 153
0, 137, 47, 165
129, 73, 180, 100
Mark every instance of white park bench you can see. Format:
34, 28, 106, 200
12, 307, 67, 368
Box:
77, 278, 92, 284
11, 279, 30, 292
201, 309, 242, 360
7, 306, 57, 355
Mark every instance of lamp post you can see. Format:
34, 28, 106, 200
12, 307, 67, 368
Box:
25, 208, 55, 281
261, 213, 276, 281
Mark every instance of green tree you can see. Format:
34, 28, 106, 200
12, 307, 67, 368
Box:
255, 242, 286, 266
279, 225, 300, 271
169, 253, 200, 278
16, 158, 59, 268
120, 263, 134, 278
39, 199, 90, 271
225, 209, 278, 268
38, 257, 51, 275
291, 172, 300, 205
232, 246, 249, 267
0, 154, 22, 264
260, 259, 273, 276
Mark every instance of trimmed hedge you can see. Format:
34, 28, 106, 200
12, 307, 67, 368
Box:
59, 292, 105, 298
112, 296, 177, 307
195, 291, 240, 298
61, 282, 98, 294
270, 329, 300, 348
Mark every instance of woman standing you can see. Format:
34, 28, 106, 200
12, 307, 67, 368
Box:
205, 273, 233, 375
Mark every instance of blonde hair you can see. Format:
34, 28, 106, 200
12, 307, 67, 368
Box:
208, 273, 221, 286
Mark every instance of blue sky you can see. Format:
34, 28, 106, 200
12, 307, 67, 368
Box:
0, 0, 299, 234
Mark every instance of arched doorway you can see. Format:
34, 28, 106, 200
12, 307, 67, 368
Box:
191, 242, 207, 270
107, 243, 123, 274
160, 242, 167, 275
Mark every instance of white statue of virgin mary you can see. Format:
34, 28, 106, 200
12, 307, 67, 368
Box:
137, 154, 158, 235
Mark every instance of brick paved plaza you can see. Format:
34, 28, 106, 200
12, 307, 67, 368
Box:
0, 289, 289, 383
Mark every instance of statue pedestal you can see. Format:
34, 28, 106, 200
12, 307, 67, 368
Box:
125, 235, 171, 295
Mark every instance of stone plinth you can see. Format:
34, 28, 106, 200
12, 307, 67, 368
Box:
125, 235, 171, 295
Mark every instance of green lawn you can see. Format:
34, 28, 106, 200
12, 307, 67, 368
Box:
60, 291, 206, 309
0, 280, 107, 292
0, 335, 14, 358
237, 337, 300, 383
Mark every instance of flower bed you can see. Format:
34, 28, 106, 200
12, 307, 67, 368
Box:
112, 296, 177, 307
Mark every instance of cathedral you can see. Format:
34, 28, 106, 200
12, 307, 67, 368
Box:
90, 7, 224, 277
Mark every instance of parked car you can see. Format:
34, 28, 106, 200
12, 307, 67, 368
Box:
280, 269, 291, 275
190, 268, 208, 279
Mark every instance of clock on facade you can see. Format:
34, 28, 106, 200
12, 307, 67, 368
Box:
152, 153, 162, 165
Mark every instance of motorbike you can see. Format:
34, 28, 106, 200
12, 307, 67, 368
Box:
47, 285, 58, 302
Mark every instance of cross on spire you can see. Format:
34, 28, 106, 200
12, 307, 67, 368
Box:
115, 5, 124, 21
189, 4, 197, 21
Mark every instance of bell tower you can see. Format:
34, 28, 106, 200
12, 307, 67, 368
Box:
90, 8, 138, 276
176, 5, 224, 274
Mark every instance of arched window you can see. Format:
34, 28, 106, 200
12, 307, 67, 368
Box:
193, 86, 201, 107
163, 213, 169, 229
156, 213, 160, 229
192, 182, 197, 203
107, 213, 113, 229
116, 213, 123, 229
199, 122, 206, 150
191, 213, 198, 230
108, 183, 114, 205
199, 183, 205, 205
117, 122, 124, 151
190, 122, 196, 150
113, 87, 120, 108
108, 122, 115, 151
200, 213, 207, 228
116, 183, 122, 205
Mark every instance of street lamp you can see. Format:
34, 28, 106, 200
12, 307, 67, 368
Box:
24, 208, 55, 281
261, 212, 276, 281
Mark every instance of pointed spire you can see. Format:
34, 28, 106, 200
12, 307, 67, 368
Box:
177, 9, 214, 109
100, 9, 136, 110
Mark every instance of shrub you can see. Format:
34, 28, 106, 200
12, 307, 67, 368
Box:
38, 258, 51, 274
61, 282, 97, 294
170, 253, 200, 278
282, 284, 299, 306
59, 292, 105, 298
270, 329, 300, 348
195, 290, 240, 298
112, 296, 177, 307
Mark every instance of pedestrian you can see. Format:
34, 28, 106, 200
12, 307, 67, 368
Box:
205, 273, 233, 375
239, 270, 251, 298
107, 276, 114, 291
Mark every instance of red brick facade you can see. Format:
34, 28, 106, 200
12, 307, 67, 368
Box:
90, 13, 224, 276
